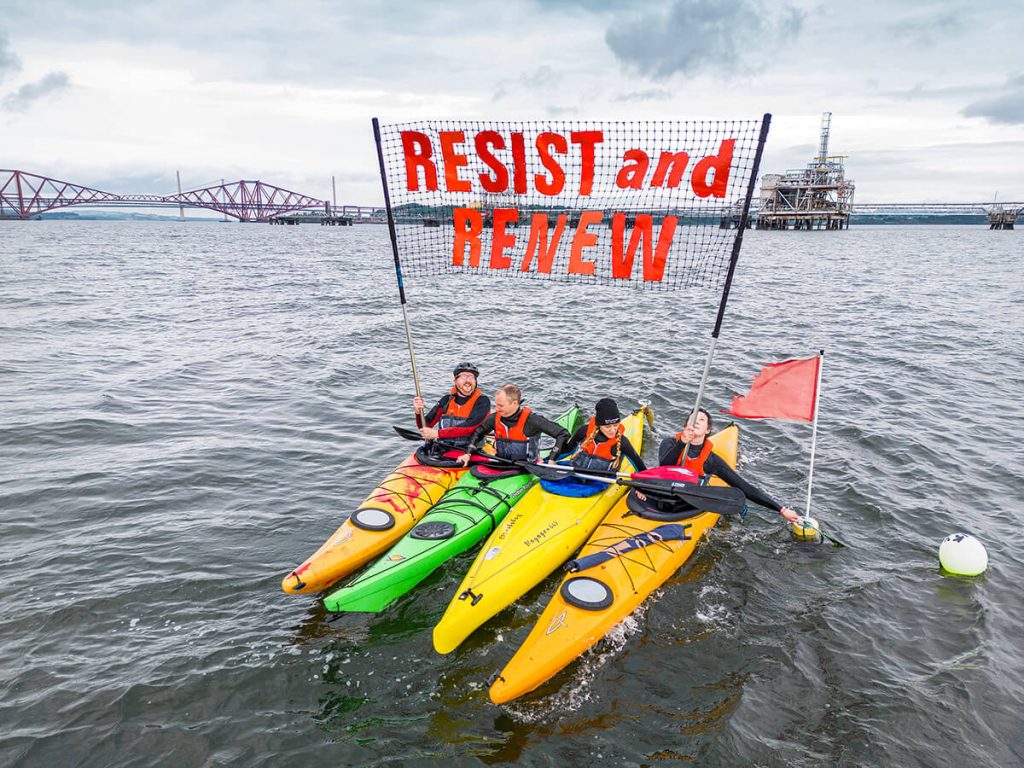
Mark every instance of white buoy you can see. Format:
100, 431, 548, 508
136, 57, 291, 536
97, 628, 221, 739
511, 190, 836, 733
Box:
939, 533, 988, 576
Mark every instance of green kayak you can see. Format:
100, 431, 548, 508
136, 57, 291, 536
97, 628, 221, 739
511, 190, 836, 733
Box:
323, 405, 582, 613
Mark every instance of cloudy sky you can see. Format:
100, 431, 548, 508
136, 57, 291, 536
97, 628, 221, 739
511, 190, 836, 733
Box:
1, 0, 1021, 205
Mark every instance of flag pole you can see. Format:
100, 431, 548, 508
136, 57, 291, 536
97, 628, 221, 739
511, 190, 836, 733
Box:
372, 117, 424, 427
804, 349, 825, 515
690, 114, 772, 421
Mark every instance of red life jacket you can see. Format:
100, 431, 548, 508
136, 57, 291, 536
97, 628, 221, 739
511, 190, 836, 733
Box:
571, 417, 625, 472
494, 407, 536, 461
673, 435, 714, 476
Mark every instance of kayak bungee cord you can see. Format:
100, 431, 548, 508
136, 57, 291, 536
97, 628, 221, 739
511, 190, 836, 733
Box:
365, 468, 452, 519
459, 512, 592, 592
582, 521, 675, 595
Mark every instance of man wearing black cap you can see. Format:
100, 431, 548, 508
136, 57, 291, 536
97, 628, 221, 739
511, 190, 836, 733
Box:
413, 362, 491, 453
562, 398, 646, 473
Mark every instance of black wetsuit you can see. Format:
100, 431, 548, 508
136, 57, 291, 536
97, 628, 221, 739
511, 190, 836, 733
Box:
467, 408, 570, 459
563, 424, 647, 471
659, 437, 783, 512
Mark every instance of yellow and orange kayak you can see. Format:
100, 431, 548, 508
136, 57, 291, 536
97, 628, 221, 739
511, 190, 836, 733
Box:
433, 405, 650, 654
281, 451, 465, 594
488, 424, 738, 704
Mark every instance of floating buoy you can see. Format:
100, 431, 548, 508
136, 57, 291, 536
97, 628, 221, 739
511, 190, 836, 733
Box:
791, 516, 821, 541
939, 533, 988, 576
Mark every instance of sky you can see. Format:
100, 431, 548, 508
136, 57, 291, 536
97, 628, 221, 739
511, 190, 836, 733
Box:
1, 0, 1022, 206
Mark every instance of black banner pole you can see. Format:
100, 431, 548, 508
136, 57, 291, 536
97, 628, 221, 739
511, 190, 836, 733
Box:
689, 113, 772, 423
373, 117, 424, 428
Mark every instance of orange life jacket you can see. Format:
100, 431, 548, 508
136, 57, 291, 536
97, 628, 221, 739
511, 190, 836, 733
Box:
440, 387, 482, 425
571, 417, 625, 472
673, 435, 714, 476
494, 406, 536, 461
432, 387, 483, 450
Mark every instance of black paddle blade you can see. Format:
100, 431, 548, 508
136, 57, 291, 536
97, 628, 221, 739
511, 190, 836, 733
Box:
818, 528, 849, 548
522, 462, 568, 481
393, 425, 423, 441
675, 485, 748, 516
620, 478, 747, 516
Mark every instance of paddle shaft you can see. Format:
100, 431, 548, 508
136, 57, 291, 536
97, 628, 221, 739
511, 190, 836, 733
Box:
689, 113, 772, 420
804, 350, 825, 516
373, 116, 424, 428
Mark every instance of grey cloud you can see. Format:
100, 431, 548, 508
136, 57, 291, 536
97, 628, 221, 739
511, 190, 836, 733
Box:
0, 33, 21, 81
494, 66, 558, 101
1, 1, 509, 90
880, 81, 999, 101
534, 0, 660, 10
962, 74, 1024, 125
521, 66, 557, 88
885, 12, 962, 45
605, 0, 804, 79
613, 88, 672, 102
2, 71, 71, 112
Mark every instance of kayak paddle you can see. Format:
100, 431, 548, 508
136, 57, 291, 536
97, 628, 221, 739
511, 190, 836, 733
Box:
523, 462, 748, 517
393, 425, 423, 441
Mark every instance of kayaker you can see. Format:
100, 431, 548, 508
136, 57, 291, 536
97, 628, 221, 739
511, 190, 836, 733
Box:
645, 408, 799, 523
456, 384, 570, 465
413, 362, 491, 453
561, 397, 646, 472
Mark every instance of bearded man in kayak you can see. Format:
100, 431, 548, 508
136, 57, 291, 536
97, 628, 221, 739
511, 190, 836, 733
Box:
456, 384, 570, 465
650, 408, 799, 523
413, 362, 491, 455
561, 397, 646, 472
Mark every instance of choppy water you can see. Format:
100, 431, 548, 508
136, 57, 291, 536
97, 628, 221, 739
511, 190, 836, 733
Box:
1, 221, 1022, 767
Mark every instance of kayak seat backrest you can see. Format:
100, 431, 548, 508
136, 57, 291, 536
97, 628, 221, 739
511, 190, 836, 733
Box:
415, 445, 466, 468
470, 465, 524, 480
625, 489, 705, 522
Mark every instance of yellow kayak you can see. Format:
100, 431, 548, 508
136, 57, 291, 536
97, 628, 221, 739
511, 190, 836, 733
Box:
489, 424, 738, 704
281, 451, 465, 594
433, 405, 651, 654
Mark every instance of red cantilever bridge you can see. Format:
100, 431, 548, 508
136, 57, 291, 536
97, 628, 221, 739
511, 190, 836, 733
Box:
0, 169, 379, 222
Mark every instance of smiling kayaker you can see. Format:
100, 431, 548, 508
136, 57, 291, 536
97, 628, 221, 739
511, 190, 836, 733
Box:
413, 362, 491, 455
457, 384, 570, 465
562, 398, 647, 473
648, 408, 799, 523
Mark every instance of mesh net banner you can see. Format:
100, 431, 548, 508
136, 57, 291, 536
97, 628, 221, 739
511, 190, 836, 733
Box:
374, 118, 768, 292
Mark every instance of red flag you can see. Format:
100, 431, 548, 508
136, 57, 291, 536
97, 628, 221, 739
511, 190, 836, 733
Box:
725, 355, 821, 422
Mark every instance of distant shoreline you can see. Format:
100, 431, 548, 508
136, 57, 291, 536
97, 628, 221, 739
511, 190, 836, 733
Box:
0, 212, 1009, 226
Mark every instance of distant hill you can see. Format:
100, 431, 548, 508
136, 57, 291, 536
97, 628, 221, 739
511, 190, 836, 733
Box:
34, 211, 221, 222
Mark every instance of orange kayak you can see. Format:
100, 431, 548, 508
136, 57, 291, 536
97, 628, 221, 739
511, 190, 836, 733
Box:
281, 451, 465, 594
489, 424, 738, 704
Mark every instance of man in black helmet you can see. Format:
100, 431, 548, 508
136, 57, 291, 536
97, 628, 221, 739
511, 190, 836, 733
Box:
412, 362, 491, 454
